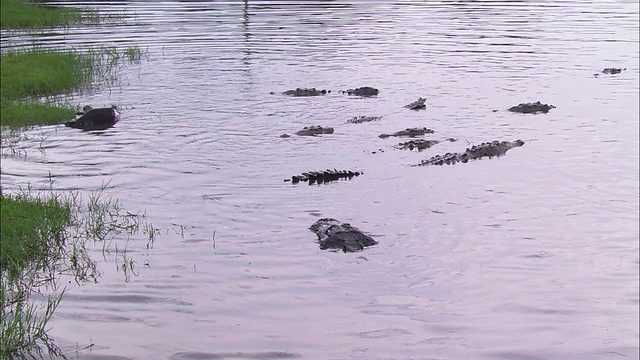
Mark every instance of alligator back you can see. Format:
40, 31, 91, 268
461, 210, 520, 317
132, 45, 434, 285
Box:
309, 218, 377, 252
418, 140, 524, 166
285, 169, 363, 184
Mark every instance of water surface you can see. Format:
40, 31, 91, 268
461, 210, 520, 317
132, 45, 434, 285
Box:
1, 1, 638, 359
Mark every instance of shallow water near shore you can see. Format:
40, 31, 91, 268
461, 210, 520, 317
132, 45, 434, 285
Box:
1, 1, 639, 359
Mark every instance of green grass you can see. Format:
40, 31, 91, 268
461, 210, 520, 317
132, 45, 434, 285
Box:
0, 188, 147, 358
1, 48, 93, 101
0, 47, 93, 128
1, 100, 77, 128
0, 193, 70, 358
0, 45, 145, 128
0, 193, 71, 284
1, 0, 87, 29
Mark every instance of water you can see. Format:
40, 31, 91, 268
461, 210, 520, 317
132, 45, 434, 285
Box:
1, 1, 638, 359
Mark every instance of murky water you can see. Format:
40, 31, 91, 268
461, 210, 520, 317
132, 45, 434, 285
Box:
2, 1, 639, 359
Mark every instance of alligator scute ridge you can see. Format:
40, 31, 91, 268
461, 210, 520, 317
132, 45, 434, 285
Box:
346, 116, 382, 124
508, 101, 555, 114
602, 68, 625, 74
379, 127, 435, 139
285, 169, 363, 184
295, 125, 335, 136
396, 139, 441, 151
340, 87, 379, 96
594, 68, 626, 77
281, 88, 330, 97
417, 140, 525, 166
309, 218, 378, 253
276, 86, 379, 97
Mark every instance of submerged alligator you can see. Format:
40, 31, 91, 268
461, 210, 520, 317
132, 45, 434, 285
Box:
379, 127, 434, 139
280, 88, 330, 97
594, 67, 627, 77
602, 68, 625, 74
277, 86, 379, 97
285, 169, 363, 184
393, 138, 456, 151
346, 116, 382, 124
395, 139, 441, 151
508, 101, 555, 114
340, 87, 379, 96
65, 105, 120, 131
417, 140, 525, 166
309, 218, 378, 252
404, 97, 426, 110
295, 125, 335, 136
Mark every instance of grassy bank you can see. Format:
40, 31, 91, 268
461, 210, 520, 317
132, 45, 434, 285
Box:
1, 0, 87, 29
0, 48, 93, 128
0, 188, 146, 358
1, 1, 145, 358
0, 101, 76, 128
1, 49, 94, 100
1, 0, 139, 129
0, 193, 70, 358
1, 46, 144, 128
1, 194, 71, 284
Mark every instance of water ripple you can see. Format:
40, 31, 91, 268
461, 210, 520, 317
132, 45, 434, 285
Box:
1, 1, 638, 359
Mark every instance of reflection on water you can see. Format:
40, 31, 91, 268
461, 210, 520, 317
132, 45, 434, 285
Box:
1, 1, 638, 359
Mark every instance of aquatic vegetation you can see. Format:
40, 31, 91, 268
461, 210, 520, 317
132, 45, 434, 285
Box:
0, 191, 73, 358
0, 127, 29, 159
124, 45, 146, 63
0, 283, 65, 359
145, 222, 161, 249
0, 186, 148, 358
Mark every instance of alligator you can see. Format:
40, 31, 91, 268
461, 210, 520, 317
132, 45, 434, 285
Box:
65, 105, 120, 131
404, 97, 426, 110
285, 169, 363, 184
346, 116, 382, 124
309, 218, 378, 252
508, 101, 555, 114
341, 87, 379, 96
281, 88, 330, 97
295, 125, 335, 136
379, 127, 434, 139
396, 139, 441, 151
417, 140, 525, 166
602, 68, 625, 74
